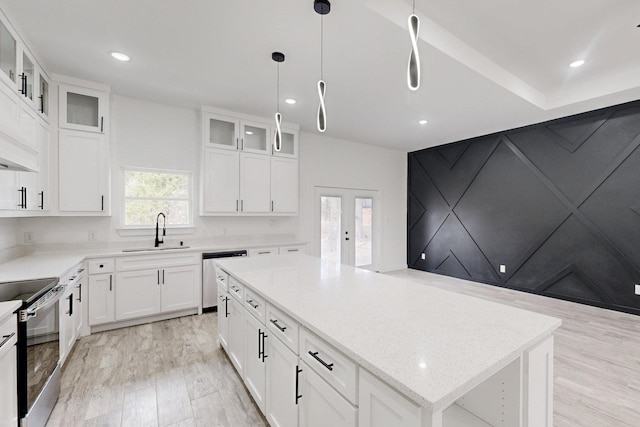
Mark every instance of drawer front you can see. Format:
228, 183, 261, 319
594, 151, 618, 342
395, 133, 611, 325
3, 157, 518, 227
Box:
116, 253, 199, 271
266, 303, 299, 354
244, 289, 266, 324
88, 259, 115, 274
300, 327, 357, 404
0, 313, 17, 343
279, 245, 305, 255
215, 267, 229, 290
228, 277, 244, 302
249, 247, 278, 257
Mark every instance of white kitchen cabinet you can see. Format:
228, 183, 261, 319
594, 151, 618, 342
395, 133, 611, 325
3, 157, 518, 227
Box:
240, 120, 270, 154
203, 113, 239, 150
74, 275, 85, 338
88, 273, 115, 325
58, 128, 109, 213
299, 361, 357, 427
358, 368, 420, 427
266, 331, 300, 427
0, 313, 18, 427
18, 48, 35, 107
244, 310, 267, 412
16, 117, 48, 211
58, 84, 108, 133
115, 269, 162, 321
161, 265, 199, 312
270, 157, 298, 214
240, 152, 270, 213
217, 283, 230, 350
273, 128, 298, 159
0, 17, 17, 88
227, 296, 245, 376
201, 148, 239, 214
59, 284, 77, 365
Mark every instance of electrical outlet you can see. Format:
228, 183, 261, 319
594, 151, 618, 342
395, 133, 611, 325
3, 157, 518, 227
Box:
499, 264, 506, 274
635, 284, 640, 296
421, 253, 426, 260
88, 231, 97, 241
24, 232, 34, 244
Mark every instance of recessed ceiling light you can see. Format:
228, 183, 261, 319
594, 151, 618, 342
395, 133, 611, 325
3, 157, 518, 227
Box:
569, 60, 585, 68
111, 52, 130, 62
245, 131, 254, 135
285, 98, 296, 105
418, 119, 428, 125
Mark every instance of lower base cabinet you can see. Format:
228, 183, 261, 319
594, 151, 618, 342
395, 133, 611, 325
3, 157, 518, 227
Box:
358, 368, 420, 427
244, 311, 267, 412
299, 361, 357, 427
0, 314, 18, 427
88, 273, 115, 325
227, 296, 245, 375
266, 333, 299, 427
218, 284, 230, 350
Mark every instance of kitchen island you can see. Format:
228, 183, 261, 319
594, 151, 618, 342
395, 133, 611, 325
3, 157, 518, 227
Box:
216, 254, 561, 427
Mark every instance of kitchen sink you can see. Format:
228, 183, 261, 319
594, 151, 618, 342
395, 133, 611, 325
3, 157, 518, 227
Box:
122, 246, 191, 252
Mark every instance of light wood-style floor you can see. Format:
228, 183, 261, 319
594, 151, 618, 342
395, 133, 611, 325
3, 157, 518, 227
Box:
47, 269, 640, 426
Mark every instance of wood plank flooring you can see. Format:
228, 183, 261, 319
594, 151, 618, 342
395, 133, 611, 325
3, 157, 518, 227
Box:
47, 269, 640, 426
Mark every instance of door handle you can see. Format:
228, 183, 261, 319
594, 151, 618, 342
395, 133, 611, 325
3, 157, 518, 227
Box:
295, 366, 302, 404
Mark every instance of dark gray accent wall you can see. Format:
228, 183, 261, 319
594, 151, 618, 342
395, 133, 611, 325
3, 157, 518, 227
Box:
408, 101, 640, 315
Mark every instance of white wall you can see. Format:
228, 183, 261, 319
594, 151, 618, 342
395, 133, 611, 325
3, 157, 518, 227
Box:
14, 95, 407, 271
0, 218, 18, 250
298, 132, 407, 271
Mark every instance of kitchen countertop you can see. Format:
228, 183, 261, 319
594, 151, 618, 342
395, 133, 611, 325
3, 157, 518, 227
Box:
216, 254, 562, 413
0, 239, 306, 283
0, 300, 22, 323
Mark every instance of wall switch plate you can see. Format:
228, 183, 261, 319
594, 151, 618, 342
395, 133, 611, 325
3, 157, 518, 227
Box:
635, 284, 640, 296
499, 264, 506, 274
24, 232, 34, 244
421, 253, 426, 260
88, 231, 97, 241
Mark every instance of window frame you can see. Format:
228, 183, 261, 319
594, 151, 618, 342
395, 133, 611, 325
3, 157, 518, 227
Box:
120, 166, 194, 230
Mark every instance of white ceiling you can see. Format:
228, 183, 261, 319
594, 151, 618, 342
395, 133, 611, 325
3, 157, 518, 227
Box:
4, 0, 640, 152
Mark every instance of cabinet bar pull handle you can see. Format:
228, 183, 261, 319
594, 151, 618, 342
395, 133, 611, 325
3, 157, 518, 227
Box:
308, 351, 334, 371
236, 200, 238, 212
0, 332, 15, 349
295, 366, 302, 404
39, 94, 44, 113
162, 269, 165, 284
67, 294, 73, 316
101, 116, 104, 132
258, 251, 270, 255
101, 195, 104, 211
77, 283, 82, 302
224, 296, 229, 318
246, 299, 258, 309
261, 331, 268, 362
38, 191, 44, 209
241, 200, 244, 211
157, 270, 160, 285
270, 318, 286, 332
109, 275, 112, 291
271, 200, 274, 212
258, 329, 263, 360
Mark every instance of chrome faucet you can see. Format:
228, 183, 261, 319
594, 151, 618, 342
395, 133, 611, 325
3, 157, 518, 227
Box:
155, 212, 166, 247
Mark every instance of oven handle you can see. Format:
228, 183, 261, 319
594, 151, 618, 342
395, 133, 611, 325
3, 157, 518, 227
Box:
19, 285, 66, 322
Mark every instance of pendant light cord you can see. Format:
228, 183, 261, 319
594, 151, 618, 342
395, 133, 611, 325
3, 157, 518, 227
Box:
412, 0, 415, 13
276, 63, 280, 112
320, 16, 324, 80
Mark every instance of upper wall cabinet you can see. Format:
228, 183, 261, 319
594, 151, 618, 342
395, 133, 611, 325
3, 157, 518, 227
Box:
59, 84, 108, 133
0, 18, 17, 88
204, 113, 271, 155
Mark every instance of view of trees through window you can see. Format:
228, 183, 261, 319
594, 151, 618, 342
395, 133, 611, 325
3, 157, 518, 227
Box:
123, 169, 191, 226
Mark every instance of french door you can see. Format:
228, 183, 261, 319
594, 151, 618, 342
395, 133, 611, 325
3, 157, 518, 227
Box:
315, 187, 378, 270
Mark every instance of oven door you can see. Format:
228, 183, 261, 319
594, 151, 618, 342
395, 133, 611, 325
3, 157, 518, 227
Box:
19, 284, 64, 426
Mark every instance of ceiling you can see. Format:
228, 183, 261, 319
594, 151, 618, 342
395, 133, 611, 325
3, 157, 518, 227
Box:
3, 0, 640, 152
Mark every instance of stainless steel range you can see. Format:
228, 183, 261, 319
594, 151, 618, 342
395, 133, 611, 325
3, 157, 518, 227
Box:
0, 277, 64, 427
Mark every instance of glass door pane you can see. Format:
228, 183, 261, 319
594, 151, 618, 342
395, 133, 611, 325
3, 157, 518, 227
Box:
22, 53, 34, 101
242, 123, 268, 152
279, 131, 295, 155
354, 197, 373, 267
320, 196, 341, 263
67, 92, 99, 127
208, 117, 236, 147
0, 21, 16, 82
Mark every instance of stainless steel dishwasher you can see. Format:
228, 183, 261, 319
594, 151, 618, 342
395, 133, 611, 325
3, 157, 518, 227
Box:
202, 250, 247, 312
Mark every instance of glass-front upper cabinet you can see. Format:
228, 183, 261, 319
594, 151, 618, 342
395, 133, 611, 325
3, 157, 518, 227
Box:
240, 120, 269, 154
38, 73, 49, 117
273, 128, 299, 158
20, 51, 34, 101
204, 113, 239, 150
59, 84, 108, 133
0, 18, 16, 86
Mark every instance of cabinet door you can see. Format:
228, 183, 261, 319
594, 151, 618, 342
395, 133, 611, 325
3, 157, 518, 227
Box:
239, 152, 270, 213
227, 296, 245, 376
88, 274, 115, 325
358, 369, 421, 427
273, 128, 298, 158
37, 72, 49, 118
74, 280, 84, 337
244, 312, 267, 412
0, 18, 17, 87
115, 269, 161, 321
0, 334, 18, 427
59, 129, 109, 213
59, 84, 108, 133
204, 113, 239, 150
161, 265, 198, 313
299, 362, 356, 427
218, 284, 230, 350
270, 157, 298, 214
0, 170, 18, 210
201, 148, 239, 214
240, 120, 270, 154
266, 334, 299, 427
20, 49, 35, 106
59, 289, 76, 364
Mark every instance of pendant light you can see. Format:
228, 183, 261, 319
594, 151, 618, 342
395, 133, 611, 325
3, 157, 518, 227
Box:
407, 0, 420, 91
272, 51, 285, 152
314, 0, 330, 132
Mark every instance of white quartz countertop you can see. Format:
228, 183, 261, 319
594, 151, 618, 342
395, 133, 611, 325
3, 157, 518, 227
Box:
0, 239, 306, 283
0, 300, 22, 323
216, 254, 562, 412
